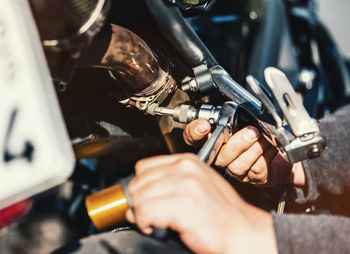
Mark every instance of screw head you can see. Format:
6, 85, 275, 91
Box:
308, 145, 321, 158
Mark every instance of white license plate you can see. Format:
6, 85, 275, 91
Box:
0, 0, 75, 209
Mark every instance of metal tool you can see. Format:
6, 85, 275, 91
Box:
196, 103, 238, 164
150, 67, 326, 164
147, 103, 222, 125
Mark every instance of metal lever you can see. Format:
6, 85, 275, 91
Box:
264, 67, 320, 136
246, 75, 283, 129
210, 65, 262, 117
246, 67, 326, 163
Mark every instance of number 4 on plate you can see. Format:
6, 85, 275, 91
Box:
3, 109, 34, 163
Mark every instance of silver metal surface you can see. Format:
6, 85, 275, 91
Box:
181, 79, 199, 92
148, 104, 221, 125
173, 105, 196, 123
42, 0, 109, 48
246, 75, 283, 128
197, 102, 238, 165
210, 65, 262, 116
197, 104, 221, 125
264, 67, 319, 136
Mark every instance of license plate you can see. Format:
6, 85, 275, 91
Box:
0, 0, 75, 209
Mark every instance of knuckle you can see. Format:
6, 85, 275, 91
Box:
215, 154, 227, 168
247, 171, 257, 182
251, 141, 264, 155
248, 169, 267, 184
250, 163, 265, 175
126, 183, 134, 196
128, 189, 141, 207
177, 154, 200, 172
183, 175, 201, 190
178, 157, 193, 169
135, 206, 151, 228
134, 160, 144, 174
227, 161, 246, 176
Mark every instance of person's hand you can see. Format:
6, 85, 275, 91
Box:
183, 120, 305, 186
126, 153, 277, 254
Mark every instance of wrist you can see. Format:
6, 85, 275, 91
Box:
226, 204, 278, 254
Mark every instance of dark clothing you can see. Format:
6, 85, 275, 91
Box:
273, 104, 350, 253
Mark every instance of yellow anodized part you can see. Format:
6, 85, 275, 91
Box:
85, 183, 128, 230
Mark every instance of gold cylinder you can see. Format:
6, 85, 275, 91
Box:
85, 183, 128, 230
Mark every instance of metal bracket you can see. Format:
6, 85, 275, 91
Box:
247, 67, 326, 163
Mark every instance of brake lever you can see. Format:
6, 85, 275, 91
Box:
247, 68, 326, 163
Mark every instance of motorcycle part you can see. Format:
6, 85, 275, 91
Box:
81, 24, 177, 111
29, 0, 110, 85
146, 0, 264, 112
147, 104, 221, 125
146, 0, 217, 69
209, 65, 262, 116
197, 102, 238, 164
198, 68, 326, 163
262, 67, 326, 162
86, 175, 168, 239
52, 229, 191, 254
146, 0, 218, 92
166, 0, 217, 12
30, 0, 109, 49
101, 25, 165, 94
0, 200, 32, 228
153, 68, 326, 163
85, 183, 128, 230
0, 0, 75, 210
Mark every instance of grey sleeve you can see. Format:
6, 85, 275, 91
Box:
273, 213, 350, 254
293, 104, 350, 203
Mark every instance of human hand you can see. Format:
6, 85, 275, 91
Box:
183, 120, 305, 186
126, 153, 277, 254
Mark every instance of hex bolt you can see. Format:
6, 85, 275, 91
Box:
308, 145, 321, 158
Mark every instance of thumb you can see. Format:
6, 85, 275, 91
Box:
183, 119, 211, 146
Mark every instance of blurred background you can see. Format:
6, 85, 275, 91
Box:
318, 0, 350, 58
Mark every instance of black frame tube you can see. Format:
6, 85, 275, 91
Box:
145, 0, 218, 68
